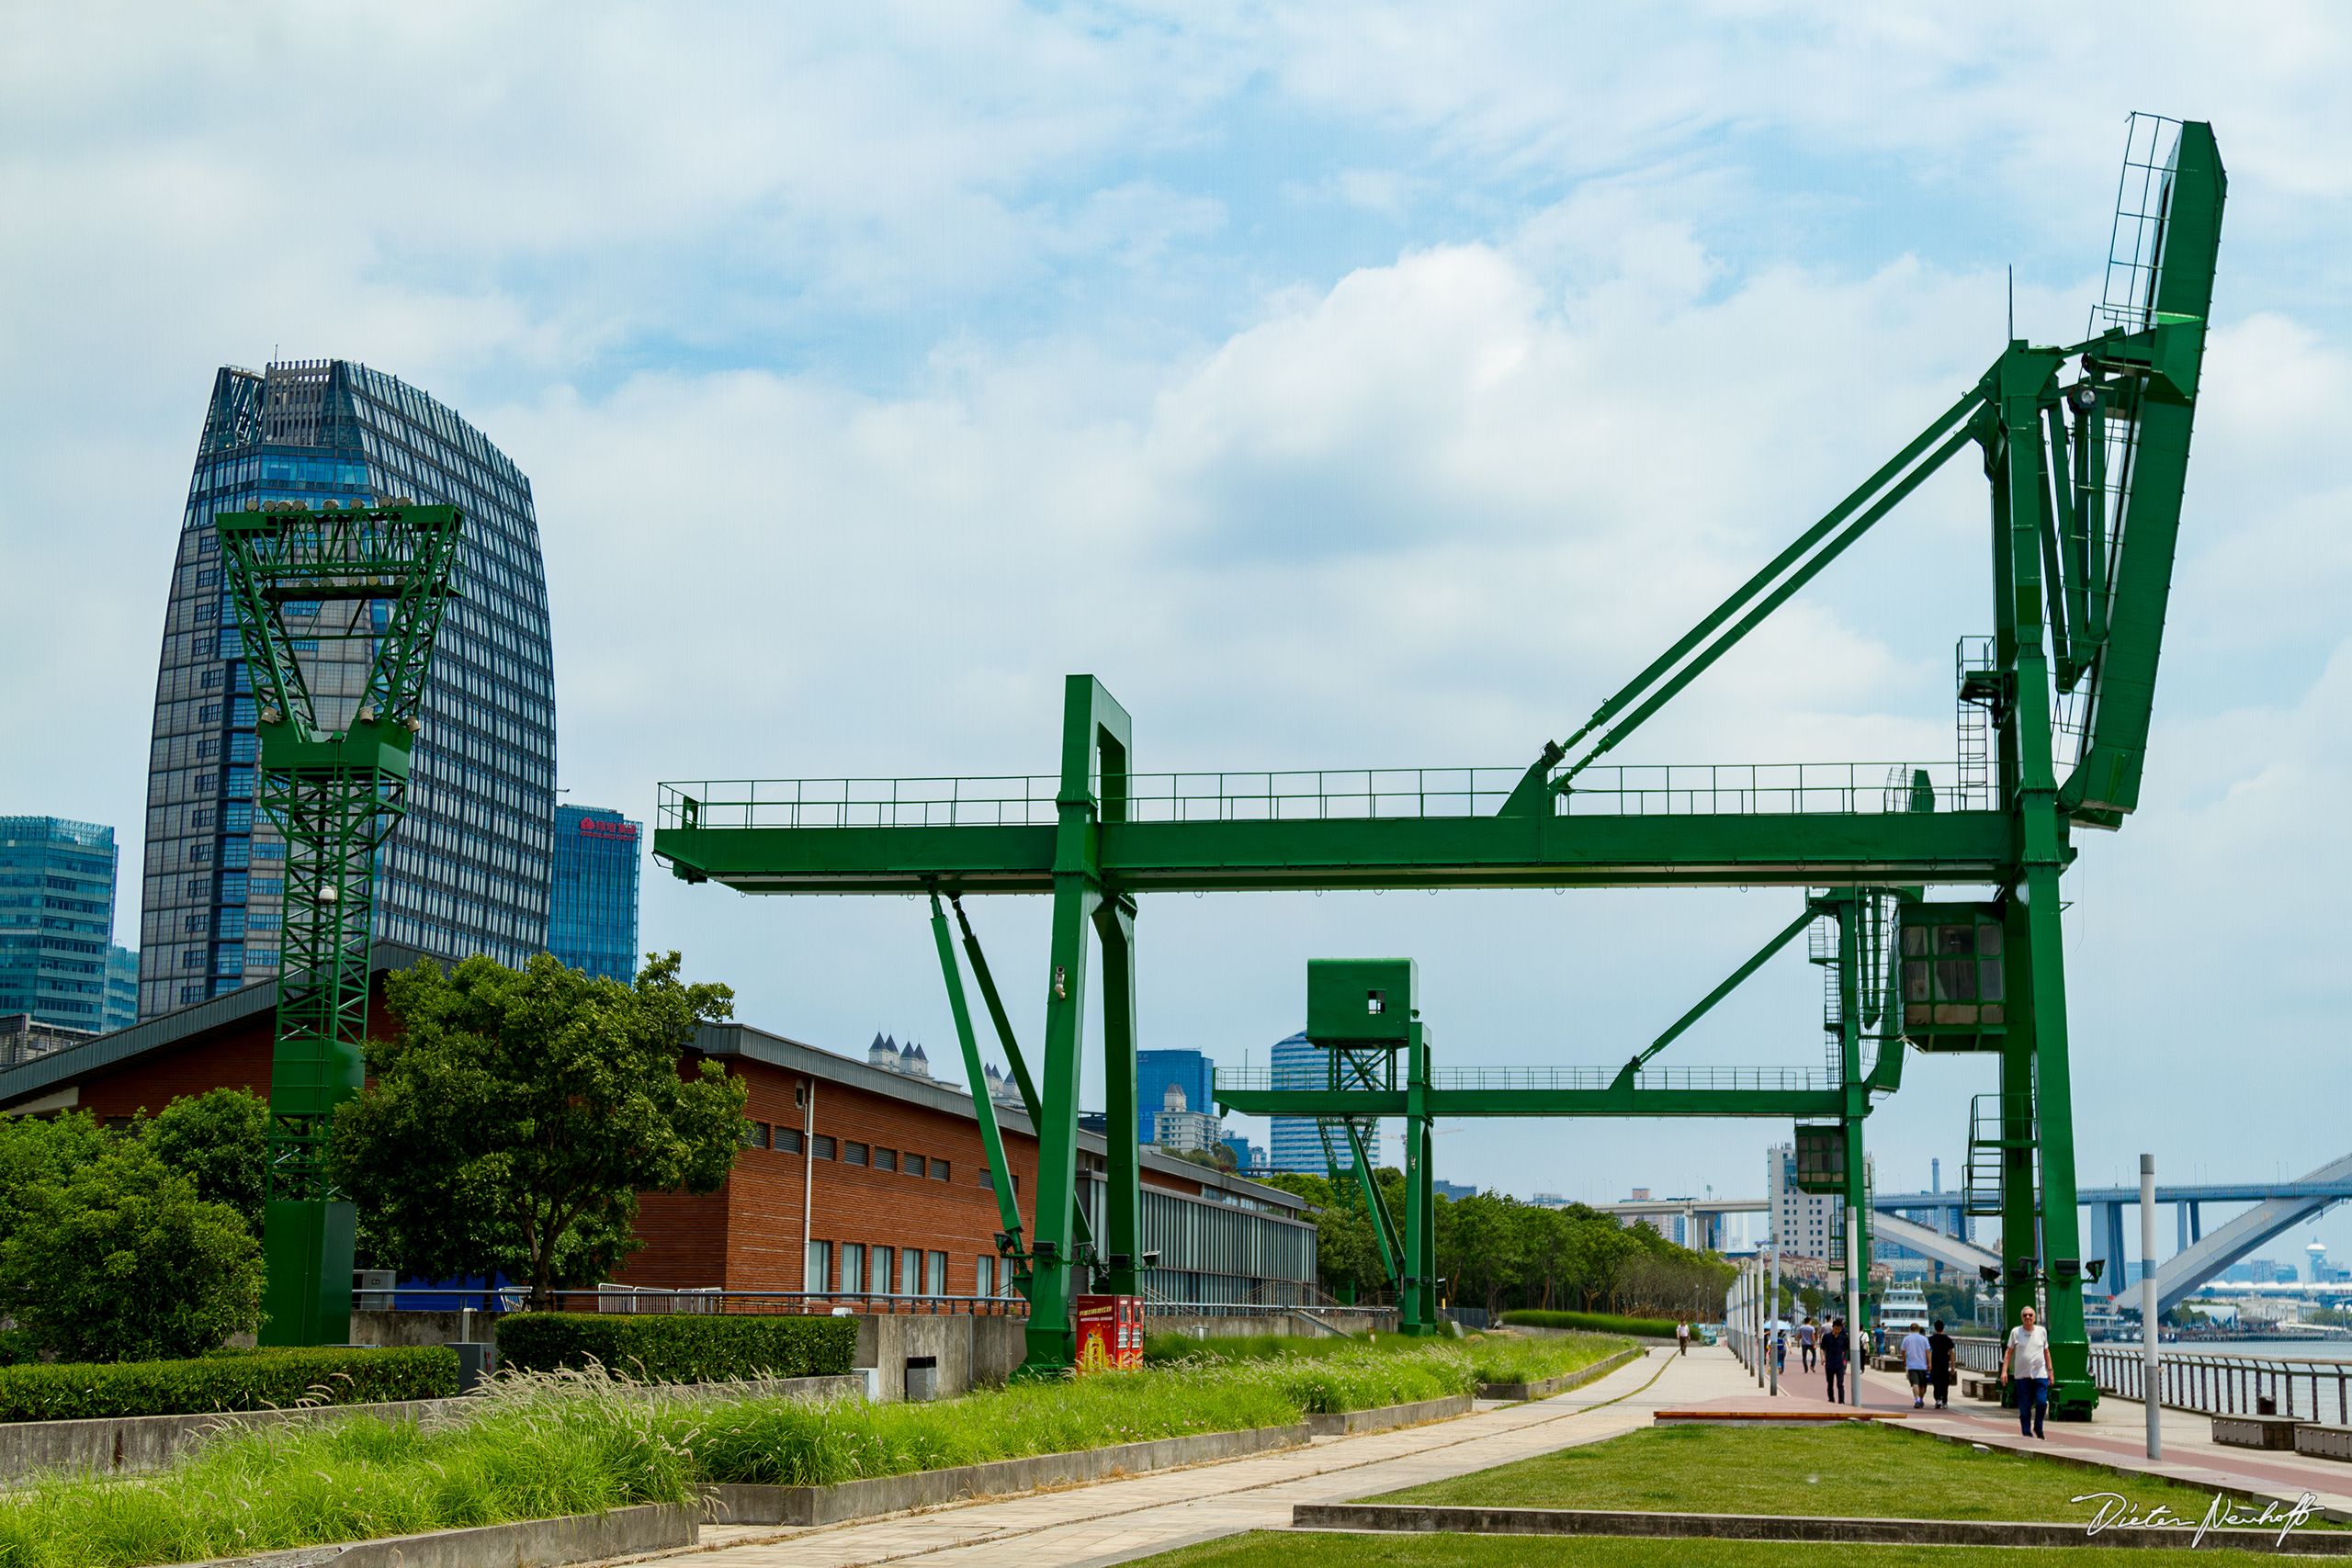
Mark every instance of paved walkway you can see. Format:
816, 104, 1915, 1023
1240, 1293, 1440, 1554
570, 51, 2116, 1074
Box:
630, 1346, 2352, 1568
1708, 1351, 2352, 1518
667, 1346, 1733, 1568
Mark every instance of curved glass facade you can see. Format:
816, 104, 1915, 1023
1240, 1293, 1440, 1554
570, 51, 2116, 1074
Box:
138, 361, 559, 1018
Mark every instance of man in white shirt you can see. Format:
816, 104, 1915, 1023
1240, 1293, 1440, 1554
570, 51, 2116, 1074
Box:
1999, 1305, 2052, 1438
1901, 1324, 1932, 1407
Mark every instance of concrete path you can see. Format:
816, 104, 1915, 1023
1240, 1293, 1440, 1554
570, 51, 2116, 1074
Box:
1703, 1351, 2352, 1518
664, 1346, 1739, 1568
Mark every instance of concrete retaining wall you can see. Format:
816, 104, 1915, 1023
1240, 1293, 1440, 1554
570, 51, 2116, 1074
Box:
0, 1373, 863, 1483
1153, 1312, 1395, 1341
850, 1314, 1026, 1401
173, 1503, 696, 1568
1476, 1345, 1644, 1402
705, 1421, 1311, 1526
1305, 1393, 1472, 1435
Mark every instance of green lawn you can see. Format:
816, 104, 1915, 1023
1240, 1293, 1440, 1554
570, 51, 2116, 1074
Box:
1126, 1531, 2301, 1568
1372, 1420, 2312, 1528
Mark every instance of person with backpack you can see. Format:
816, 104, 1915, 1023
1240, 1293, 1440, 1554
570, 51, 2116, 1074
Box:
1822, 1316, 1849, 1404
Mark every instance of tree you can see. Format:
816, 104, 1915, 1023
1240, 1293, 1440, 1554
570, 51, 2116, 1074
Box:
0, 1140, 262, 1361
328, 952, 747, 1305
0, 1110, 111, 1231
141, 1088, 270, 1234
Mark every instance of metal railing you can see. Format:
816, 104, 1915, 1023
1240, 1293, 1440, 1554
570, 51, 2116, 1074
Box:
656, 761, 1983, 832
1951, 1338, 2352, 1425
2091, 1348, 2352, 1426
1216, 1065, 1835, 1094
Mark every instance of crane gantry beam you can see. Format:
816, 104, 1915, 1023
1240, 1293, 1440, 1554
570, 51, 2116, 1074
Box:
652, 119, 2224, 1407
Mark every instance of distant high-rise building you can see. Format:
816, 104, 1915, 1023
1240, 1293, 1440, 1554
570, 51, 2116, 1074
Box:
138, 360, 558, 1017
1136, 1049, 1214, 1143
1767, 1141, 1874, 1264
1266, 1030, 1373, 1176
105, 945, 138, 1033
549, 806, 641, 981
0, 818, 122, 1033
1218, 1133, 1261, 1171
1432, 1179, 1480, 1202
1152, 1081, 1224, 1154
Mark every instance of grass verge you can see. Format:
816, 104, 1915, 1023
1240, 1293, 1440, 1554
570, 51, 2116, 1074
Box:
0, 1332, 1623, 1568
1124, 1529, 2300, 1567
1373, 1419, 2328, 1528
1145, 1330, 1631, 1402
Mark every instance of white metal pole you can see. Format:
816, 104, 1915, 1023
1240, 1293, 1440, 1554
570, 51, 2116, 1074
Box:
1847, 1203, 1861, 1404
802, 1081, 817, 1292
2142, 1153, 2161, 1460
1770, 1243, 1781, 1395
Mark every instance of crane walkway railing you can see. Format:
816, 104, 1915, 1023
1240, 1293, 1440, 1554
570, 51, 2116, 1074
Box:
1216, 1066, 1835, 1094
660, 761, 1985, 831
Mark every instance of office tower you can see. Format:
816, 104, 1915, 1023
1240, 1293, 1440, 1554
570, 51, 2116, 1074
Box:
1266, 1030, 1373, 1176
549, 806, 641, 981
139, 361, 558, 1017
1135, 1048, 1214, 1143
0, 818, 120, 1032
105, 945, 138, 1033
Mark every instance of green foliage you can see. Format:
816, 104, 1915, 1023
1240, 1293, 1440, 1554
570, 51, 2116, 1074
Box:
1438, 1194, 1733, 1318
492, 1313, 857, 1382
0, 1140, 263, 1364
139, 1089, 271, 1235
327, 952, 746, 1303
0, 1112, 111, 1232
1500, 1309, 1677, 1337
1144, 1328, 1630, 1396
0, 1346, 458, 1421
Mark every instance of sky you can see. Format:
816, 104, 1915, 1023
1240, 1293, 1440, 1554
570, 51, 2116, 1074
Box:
5, 2, 2349, 1273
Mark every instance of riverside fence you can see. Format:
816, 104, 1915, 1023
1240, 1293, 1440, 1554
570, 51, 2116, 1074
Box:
1953, 1337, 2352, 1425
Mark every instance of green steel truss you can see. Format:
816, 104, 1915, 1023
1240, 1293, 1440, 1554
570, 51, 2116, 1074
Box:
652, 120, 2222, 1402
218, 499, 465, 1346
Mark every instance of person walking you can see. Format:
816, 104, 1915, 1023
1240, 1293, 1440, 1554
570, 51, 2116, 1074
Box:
1775, 1325, 1787, 1374
1677, 1319, 1690, 1356
1799, 1317, 1817, 1372
1901, 1321, 1932, 1408
2000, 1305, 2052, 1438
1822, 1316, 1849, 1404
1928, 1318, 1956, 1410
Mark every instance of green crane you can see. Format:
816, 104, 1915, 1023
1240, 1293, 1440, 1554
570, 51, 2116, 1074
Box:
219, 497, 465, 1346
651, 118, 2222, 1406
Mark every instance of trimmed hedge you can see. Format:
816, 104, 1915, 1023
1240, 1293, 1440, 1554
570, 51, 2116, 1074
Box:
1500, 1309, 1679, 1337
493, 1313, 858, 1383
0, 1346, 459, 1423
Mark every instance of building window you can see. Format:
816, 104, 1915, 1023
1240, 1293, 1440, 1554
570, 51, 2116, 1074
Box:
191, 809, 216, 828
927, 1251, 947, 1296
841, 1242, 865, 1294
976, 1255, 993, 1298
843, 1141, 868, 1167
804, 1240, 831, 1294
183, 914, 208, 934
930, 1159, 949, 1182
812, 1135, 835, 1161
178, 985, 204, 1005
197, 740, 220, 761
905, 1155, 927, 1179
776, 1126, 803, 1156
180, 948, 205, 969
744, 1121, 770, 1150
899, 1247, 920, 1296
875, 1247, 895, 1296
873, 1147, 898, 1172
201, 670, 222, 690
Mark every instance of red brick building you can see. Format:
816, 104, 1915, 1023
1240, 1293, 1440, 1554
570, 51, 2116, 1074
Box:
0, 942, 1318, 1305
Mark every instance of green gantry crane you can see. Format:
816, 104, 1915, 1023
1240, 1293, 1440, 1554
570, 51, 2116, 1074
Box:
220, 497, 464, 1346
651, 118, 2222, 1411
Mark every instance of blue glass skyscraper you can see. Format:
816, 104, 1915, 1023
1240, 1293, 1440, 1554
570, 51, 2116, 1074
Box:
1264, 1030, 1374, 1176
138, 360, 559, 1017
1135, 1048, 1214, 1143
550, 806, 641, 981
0, 818, 121, 1032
